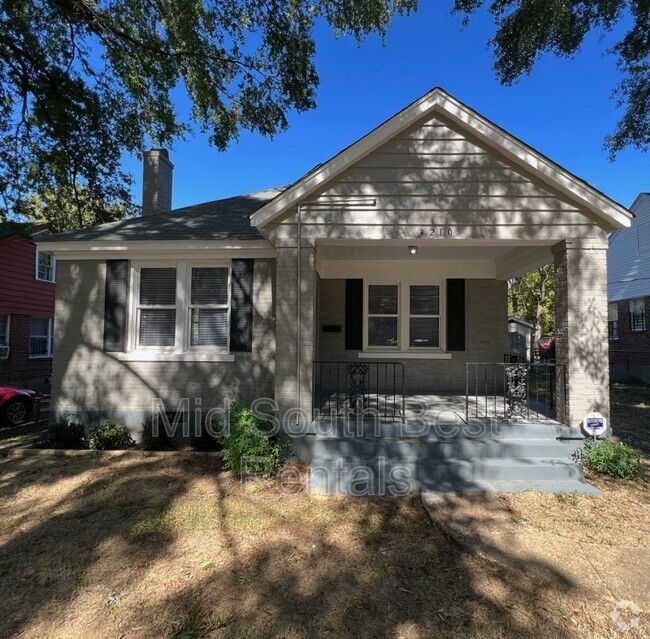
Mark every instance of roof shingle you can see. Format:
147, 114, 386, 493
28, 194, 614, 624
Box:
38, 188, 284, 243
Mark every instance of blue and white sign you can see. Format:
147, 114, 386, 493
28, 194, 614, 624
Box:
582, 412, 607, 437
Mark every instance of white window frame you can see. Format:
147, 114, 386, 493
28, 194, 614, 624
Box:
365, 282, 400, 350
185, 264, 231, 352
134, 264, 178, 351
29, 317, 53, 358
0, 315, 9, 358
629, 298, 646, 333
128, 261, 231, 355
608, 302, 619, 342
363, 279, 444, 353
35, 249, 56, 283
408, 284, 441, 349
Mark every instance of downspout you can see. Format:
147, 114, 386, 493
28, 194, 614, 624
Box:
296, 203, 302, 423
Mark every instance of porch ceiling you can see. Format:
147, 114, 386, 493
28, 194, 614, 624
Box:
316, 242, 553, 278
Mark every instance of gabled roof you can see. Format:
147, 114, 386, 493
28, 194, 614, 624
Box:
38, 188, 284, 243
250, 87, 632, 230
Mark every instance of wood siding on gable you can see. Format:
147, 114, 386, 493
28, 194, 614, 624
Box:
0, 235, 55, 316
269, 114, 604, 243
608, 194, 650, 302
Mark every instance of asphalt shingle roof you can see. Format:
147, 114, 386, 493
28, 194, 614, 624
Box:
38, 188, 285, 243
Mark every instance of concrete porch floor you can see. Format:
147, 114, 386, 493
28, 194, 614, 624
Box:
314, 392, 560, 426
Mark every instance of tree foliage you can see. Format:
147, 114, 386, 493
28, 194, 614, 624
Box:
0, 0, 417, 225
508, 265, 556, 340
452, 0, 650, 156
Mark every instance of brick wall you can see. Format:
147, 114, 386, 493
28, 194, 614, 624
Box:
51, 259, 276, 432
609, 296, 650, 364
609, 296, 650, 383
0, 314, 52, 390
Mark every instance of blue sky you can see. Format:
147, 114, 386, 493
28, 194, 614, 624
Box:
124, 3, 648, 210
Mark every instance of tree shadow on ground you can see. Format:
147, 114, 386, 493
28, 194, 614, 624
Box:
0, 455, 592, 639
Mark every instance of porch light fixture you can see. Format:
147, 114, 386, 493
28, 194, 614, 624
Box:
408, 246, 418, 256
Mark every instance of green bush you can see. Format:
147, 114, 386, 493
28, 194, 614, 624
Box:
47, 419, 86, 449
87, 419, 135, 451
574, 437, 644, 480
141, 413, 176, 451
191, 417, 223, 451
221, 406, 287, 477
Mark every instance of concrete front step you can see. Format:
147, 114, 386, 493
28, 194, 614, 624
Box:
312, 437, 570, 460
314, 419, 561, 440
307, 456, 588, 496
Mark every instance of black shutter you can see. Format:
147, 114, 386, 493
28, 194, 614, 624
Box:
446, 279, 465, 351
103, 260, 129, 352
345, 279, 363, 350
230, 259, 254, 352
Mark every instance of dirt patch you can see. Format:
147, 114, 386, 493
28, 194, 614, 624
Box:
0, 455, 648, 638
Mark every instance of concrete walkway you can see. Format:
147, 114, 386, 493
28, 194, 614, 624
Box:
422, 491, 650, 603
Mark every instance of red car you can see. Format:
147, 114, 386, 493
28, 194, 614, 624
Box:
0, 386, 36, 427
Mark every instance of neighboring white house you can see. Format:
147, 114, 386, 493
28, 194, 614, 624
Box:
507, 316, 533, 361
37, 88, 631, 491
608, 193, 650, 383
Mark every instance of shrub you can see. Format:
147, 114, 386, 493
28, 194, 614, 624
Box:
191, 417, 223, 451
87, 419, 135, 451
221, 406, 288, 477
47, 419, 86, 449
573, 437, 644, 480
140, 413, 177, 451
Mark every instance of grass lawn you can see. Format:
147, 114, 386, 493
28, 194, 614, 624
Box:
0, 454, 648, 639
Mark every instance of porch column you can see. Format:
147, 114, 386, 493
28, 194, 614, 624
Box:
274, 242, 317, 424
553, 237, 609, 427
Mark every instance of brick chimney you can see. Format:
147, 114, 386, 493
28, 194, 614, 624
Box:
142, 148, 173, 216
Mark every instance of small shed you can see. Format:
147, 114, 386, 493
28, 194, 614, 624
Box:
507, 316, 533, 362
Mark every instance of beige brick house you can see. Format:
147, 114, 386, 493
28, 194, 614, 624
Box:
38, 88, 631, 479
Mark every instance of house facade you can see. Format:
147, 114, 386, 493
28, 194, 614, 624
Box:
0, 224, 56, 391
38, 89, 630, 469
608, 193, 650, 383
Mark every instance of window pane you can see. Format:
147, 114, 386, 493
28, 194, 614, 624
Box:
190, 309, 228, 347
0, 316, 7, 345
410, 317, 440, 347
31, 318, 49, 337
38, 252, 54, 281
608, 302, 618, 321
410, 285, 439, 315
368, 285, 398, 315
139, 268, 177, 305
191, 268, 228, 305
139, 309, 176, 346
368, 317, 398, 347
30, 318, 50, 356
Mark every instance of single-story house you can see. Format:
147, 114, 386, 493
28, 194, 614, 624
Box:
38, 88, 631, 490
608, 193, 650, 384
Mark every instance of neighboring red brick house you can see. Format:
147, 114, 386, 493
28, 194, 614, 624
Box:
0, 224, 55, 390
608, 193, 650, 383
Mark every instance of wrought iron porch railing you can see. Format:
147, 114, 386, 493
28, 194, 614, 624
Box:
313, 361, 406, 422
465, 362, 564, 422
